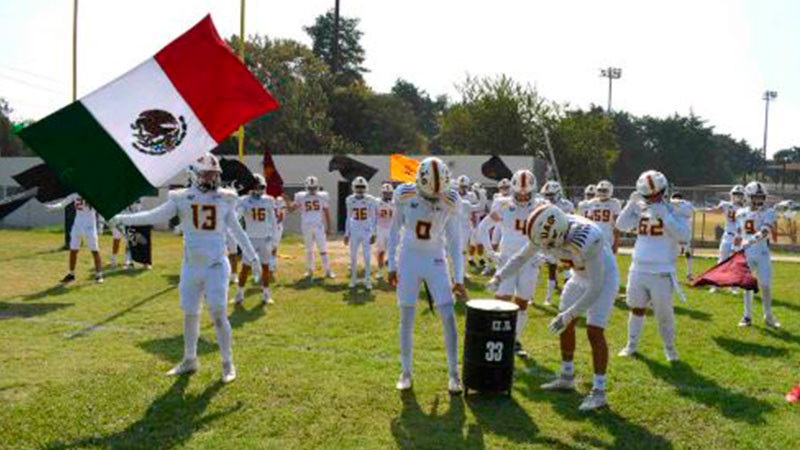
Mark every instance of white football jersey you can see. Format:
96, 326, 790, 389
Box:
238, 194, 277, 239
376, 199, 395, 230
717, 201, 740, 234
551, 198, 575, 214
736, 206, 776, 252
586, 198, 622, 244
616, 201, 691, 274
274, 196, 288, 225
294, 191, 329, 226
458, 195, 472, 236
490, 197, 540, 254
345, 194, 377, 236
577, 200, 592, 219
50, 194, 97, 228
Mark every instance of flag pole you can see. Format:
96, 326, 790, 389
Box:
72, 0, 78, 101
237, 0, 246, 162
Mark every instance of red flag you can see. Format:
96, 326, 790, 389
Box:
692, 251, 759, 293
263, 151, 284, 197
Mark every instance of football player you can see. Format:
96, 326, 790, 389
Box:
735, 181, 780, 328
703, 185, 745, 293
110, 200, 140, 269
290, 176, 335, 279
577, 184, 596, 218
489, 204, 619, 411
478, 169, 541, 358
470, 182, 491, 275
271, 194, 288, 273
234, 174, 278, 306
586, 180, 622, 253
540, 180, 575, 305
113, 153, 261, 384
45, 194, 104, 283
670, 192, 695, 280
389, 157, 468, 394
344, 176, 377, 289
375, 183, 395, 282
456, 175, 475, 279
616, 170, 690, 362
488, 178, 512, 260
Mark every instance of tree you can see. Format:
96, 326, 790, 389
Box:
391, 79, 446, 149
550, 108, 619, 186
304, 10, 367, 86
0, 98, 32, 157
774, 147, 800, 163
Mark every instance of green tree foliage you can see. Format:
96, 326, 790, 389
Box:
391, 79, 446, 150
773, 147, 800, 163
550, 108, 619, 186
304, 10, 367, 86
0, 98, 32, 157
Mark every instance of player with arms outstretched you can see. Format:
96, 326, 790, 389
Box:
234, 174, 278, 306
375, 183, 395, 282
114, 154, 260, 383
344, 177, 377, 289
478, 170, 541, 358
490, 204, 619, 411
670, 192, 695, 280
290, 176, 335, 279
616, 170, 690, 362
389, 157, 468, 394
45, 194, 104, 283
586, 180, 622, 253
735, 181, 780, 328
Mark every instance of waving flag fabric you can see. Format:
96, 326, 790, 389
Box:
390, 154, 419, 183
18, 15, 279, 219
691, 251, 759, 293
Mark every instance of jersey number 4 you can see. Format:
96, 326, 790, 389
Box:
251, 208, 266, 222
638, 218, 663, 236
353, 207, 368, 221
514, 218, 527, 234
416, 221, 432, 240
191, 204, 217, 230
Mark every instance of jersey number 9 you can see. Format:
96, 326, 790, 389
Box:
191, 204, 217, 230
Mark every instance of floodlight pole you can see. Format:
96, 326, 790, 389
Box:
762, 90, 777, 161
237, 0, 246, 162
72, 0, 78, 102
600, 67, 622, 113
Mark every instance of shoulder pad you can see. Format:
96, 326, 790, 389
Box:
443, 187, 459, 208
168, 188, 189, 201
218, 188, 239, 201
394, 183, 417, 203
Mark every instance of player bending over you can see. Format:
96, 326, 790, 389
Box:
735, 181, 780, 328
290, 176, 335, 280
114, 154, 260, 384
478, 170, 541, 358
490, 204, 619, 411
389, 157, 468, 394
375, 183, 395, 282
234, 174, 278, 306
45, 194, 104, 283
616, 170, 690, 362
344, 176, 377, 289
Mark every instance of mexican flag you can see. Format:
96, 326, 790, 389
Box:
18, 15, 279, 219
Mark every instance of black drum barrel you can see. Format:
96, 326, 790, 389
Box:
463, 299, 518, 394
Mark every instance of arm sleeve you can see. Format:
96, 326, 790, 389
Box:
267, 202, 278, 239
662, 207, 691, 243
45, 193, 78, 210
615, 201, 640, 231
446, 212, 465, 284
369, 199, 378, 235
227, 208, 258, 263
344, 198, 351, 238
495, 243, 538, 280
477, 213, 498, 256
387, 203, 404, 273
562, 244, 606, 319
116, 198, 178, 226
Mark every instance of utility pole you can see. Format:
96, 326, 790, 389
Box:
762, 90, 777, 161
332, 0, 341, 75
72, 0, 78, 102
237, 0, 246, 161
599, 67, 622, 113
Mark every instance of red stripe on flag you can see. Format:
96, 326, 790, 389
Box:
155, 15, 279, 143
691, 251, 759, 292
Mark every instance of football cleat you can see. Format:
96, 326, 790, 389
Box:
349, 279, 357, 289
94, 273, 104, 284
61, 273, 75, 283
221, 361, 237, 384
109, 260, 117, 269
262, 292, 275, 305
738, 316, 752, 327
326, 271, 336, 279
396, 373, 412, 391
167, 358, 198, 376
579, 388, 607, 411
764, 316, 781, 329
544, 294, 553, 307
709, 287, 717, 294
303, 271, 313, 280
617, 345, 637, 358
514, 341, 528, 359
234, 290, 245, 305
665, 345, 679, 362
364, 280, 373, 290
541, 373, 575, 391
786, 385, 800, 404
448, 376, 463, 395
729, 287, 739, 295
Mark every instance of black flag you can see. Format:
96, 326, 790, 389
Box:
219, 158, 257, 195
329, 155, 379, 181
0, 188, 37, 220
481, 155, 513, 181
12, 164, 73, 202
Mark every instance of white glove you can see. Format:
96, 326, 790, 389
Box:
487, 276, 501, 293
547, 312, 573, 335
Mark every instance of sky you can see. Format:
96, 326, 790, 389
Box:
0, 0, 798, 157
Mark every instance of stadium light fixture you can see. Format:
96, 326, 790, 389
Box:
600, 67, 622, 113
762, 90, 778, 161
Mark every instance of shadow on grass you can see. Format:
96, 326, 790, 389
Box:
772, 298, 800, 313
466, 394, 572, 449
0, 247, 63, 263
19, 284, 73, 302
43, 376, 240, 450
229, 302, 266, 330
162, 274, 181, 286
66, 286, 176, 339
103, 267, 148, 280
342, 289, 375, 306
0, 302, 73, 320
673, 305, 711, 322
758, 327, 800, 347
138, 335, 217, 364
518, 359, 673, 449
288, 277, 350, 293
390, 390, 482, 449
713, 336, 788, 358
639, 356, 773, 425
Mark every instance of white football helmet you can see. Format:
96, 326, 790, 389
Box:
497, 178, 511, 196
744, 181, 767, 208
457, 175, 471, 190
305, 175, 319, 193
540, 180, 562, 202
596, 180, 613, 200
730, 184, 745, 204
584, 184, 596, 200
191, 153, 222, 192
381, 182, 394, 201
635, 170, 668, 203
416, 157, 450, 200
526, 204, 569, 248
511, 170, 536, 204
251, 173, 266, 196
352, 176, 368, 196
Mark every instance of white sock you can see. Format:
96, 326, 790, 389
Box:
515, 309, 528, 341
627, 313, 645, 349
110, 255, 117, 265
210, 307, 233, 364
743, 291, 753, 319
321, 253, 331, 272
236, 285, 244, 295
686, 256, 693, 277
593, 374, 607, 391
262, 287, 271, 299
306, 250, 314, 272
399, 306, 415, 376
183, 313, 201, 361
761, 286, 774, 319
438, 304, 460, 379
562, 360, 575, 376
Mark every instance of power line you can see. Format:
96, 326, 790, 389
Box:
0, 73, 66, 95
0, 64, 62, 84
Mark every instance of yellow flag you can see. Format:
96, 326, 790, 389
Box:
390, 154, 419, 183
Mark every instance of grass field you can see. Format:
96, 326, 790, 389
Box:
1, 229, 799, 449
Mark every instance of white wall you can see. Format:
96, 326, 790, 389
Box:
0, 155, 545, 231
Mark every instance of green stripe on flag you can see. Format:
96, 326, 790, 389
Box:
18, 102, 153, 219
